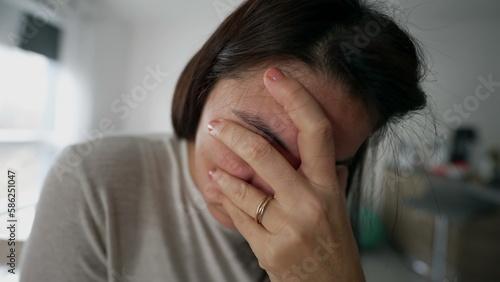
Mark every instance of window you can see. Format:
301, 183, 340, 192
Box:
0, 9, 63, 248
0, 44, 59, 201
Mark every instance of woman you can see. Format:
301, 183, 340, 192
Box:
21, 0, 427, 281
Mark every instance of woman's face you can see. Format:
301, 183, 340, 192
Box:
188, 63, 373, 229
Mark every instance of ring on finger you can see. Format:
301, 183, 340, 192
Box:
255, 196, 273, 225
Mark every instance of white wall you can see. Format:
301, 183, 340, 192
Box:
409, 17, 500, 150
82, 12, 131, 136
115, 4, 227, 134
84, 0, 246, 135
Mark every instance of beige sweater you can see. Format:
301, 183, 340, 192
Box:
20, 135, 267, 282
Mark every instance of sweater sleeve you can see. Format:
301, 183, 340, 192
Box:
20, 146, 108, 282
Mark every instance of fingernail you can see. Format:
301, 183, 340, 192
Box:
266, 67, 285, 82
208, 120, 221, 135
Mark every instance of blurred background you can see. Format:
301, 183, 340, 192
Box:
0, 0, 499, 281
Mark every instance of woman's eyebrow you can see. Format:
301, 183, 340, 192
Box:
232, 109, 355, 166
232, 109, 290, 152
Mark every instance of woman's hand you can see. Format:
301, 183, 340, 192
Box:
205, 67, 365, 282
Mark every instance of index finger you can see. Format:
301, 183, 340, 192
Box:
263, 67, 337, 187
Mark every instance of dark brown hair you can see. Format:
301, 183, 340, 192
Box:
172, 0, 427, 233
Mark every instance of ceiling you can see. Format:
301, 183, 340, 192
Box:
100, 0, 500, 25
101, 0, 217, 24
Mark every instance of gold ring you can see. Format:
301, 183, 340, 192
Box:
255, 196, 273, 225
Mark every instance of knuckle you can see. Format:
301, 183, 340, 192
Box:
303, 198, 329, 224
225, 158, 249, 177
231, 181, 248, 203
309, 118, 333, 138
288, 94, 309, 113
282, 223, 306, 245
286, 84, 305, 101
217, 171, 230, 186
244, 137, 271, 162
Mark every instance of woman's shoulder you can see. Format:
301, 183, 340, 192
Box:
53, 133, 184, 188
72, 133, 176, 158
